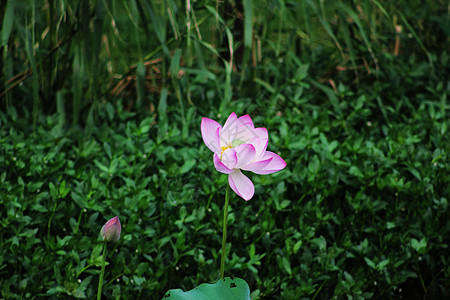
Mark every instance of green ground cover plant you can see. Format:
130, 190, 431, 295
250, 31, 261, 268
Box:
1, 0, 449, 299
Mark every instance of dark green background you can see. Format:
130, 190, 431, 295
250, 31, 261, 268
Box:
1, 0, 449, 299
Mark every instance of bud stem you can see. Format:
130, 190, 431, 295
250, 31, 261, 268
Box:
97, 242, 108, 300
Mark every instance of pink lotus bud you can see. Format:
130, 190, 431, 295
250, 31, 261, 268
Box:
100, 216, 121, 242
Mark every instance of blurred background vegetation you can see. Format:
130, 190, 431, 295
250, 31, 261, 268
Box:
1, 0, 449, 299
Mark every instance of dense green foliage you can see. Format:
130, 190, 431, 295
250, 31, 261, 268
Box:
1, 0, 449, 299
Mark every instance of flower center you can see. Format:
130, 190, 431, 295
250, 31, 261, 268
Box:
220, 139, 246, 160
220, 145, 231, 160
231, 139, 245, 147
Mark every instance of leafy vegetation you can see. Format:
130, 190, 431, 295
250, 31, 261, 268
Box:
1, 0, 449, 299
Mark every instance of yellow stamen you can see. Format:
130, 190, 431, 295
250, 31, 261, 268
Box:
220, 144, 231, 160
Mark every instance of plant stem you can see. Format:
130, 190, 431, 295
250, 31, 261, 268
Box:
97, 242, 107, 300
220, 184, 231, 279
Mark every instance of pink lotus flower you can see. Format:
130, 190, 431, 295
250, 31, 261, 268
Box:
100, 216, 121, 242
201, 112, 286, 200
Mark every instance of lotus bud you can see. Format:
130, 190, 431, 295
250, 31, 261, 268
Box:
100, 216, 121, 242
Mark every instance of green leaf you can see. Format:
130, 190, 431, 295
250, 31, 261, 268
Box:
59, 180, 70, 198
73, 275, 92, 299
386, 222, 396, 229
364, 257, 376, 269
293, 240, 302, 253
49, 182, 58, 199
94, 160, 109, 173
163, 277, 250, 300
90, 244, 103, 266
243, 0, 253, 48
282, 257, 292, 275
411, 238, 427, 253
312, 236, 327, 251
136, 61, 146, 109
407, 167, 421, 181
103, 142, 112, 160
293, 64, 309, 82
349, 166, 364, 178
170, 49, 182, 77
179, 159, 196, 175
158, 87, 168, 124
1, 0, 15, 47
377, 259, 389, 270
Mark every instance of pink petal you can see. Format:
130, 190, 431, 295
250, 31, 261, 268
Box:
249, 137, 268, 159
235, 143, 256, 169
213, 154, 234, 174
221, 148, 238, 169
201, 118, 222, 155
245, 151, 286, 174
237, 114, 254, 129
235, 122, 259, 143
254, 127, 268, 140
220, 113, 238, 147
213, 147, 237, 174
228, 169, 255, 201
242, 156, 273, 174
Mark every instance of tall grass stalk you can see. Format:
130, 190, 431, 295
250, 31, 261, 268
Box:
1, 0, 442, 127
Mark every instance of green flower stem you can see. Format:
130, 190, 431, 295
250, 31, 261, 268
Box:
97, 242, 107, 300
220, 184, 231, 279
